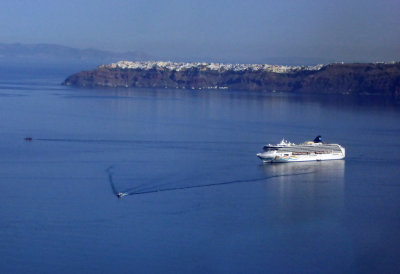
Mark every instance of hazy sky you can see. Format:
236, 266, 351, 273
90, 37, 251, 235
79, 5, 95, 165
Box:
1, 0, 399, 63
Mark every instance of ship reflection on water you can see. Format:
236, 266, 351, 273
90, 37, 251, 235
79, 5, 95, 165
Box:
259, 160, 345, 224
261, 159, 345, 181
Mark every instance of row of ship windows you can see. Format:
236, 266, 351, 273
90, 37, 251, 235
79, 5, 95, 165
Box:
287, 151, 331, 155
266, 148, 340, 153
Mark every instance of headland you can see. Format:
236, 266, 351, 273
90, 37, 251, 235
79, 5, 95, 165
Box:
63, 61, 400, 97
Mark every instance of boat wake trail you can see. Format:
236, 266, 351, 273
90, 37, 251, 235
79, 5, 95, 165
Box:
106, 166, 313, 199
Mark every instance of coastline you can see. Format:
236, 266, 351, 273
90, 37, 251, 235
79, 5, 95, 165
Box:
62, 61, 400, 97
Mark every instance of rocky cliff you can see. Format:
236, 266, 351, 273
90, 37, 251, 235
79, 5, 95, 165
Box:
63, 61, 400, 97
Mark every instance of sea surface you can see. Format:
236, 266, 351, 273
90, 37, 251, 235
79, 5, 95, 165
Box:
0, 66, 400, 274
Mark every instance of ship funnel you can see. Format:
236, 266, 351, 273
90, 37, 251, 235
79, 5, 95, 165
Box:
313, 135, 322, 143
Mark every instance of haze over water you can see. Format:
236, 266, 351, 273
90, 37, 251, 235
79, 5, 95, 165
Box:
0, 66, 400, 273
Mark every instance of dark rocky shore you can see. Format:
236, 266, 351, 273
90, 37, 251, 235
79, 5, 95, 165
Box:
63, 61, 400, 97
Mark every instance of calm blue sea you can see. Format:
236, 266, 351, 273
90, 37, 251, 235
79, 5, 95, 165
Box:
0, 65, 399, 274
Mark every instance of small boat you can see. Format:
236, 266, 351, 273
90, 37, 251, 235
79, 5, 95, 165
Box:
117, 192, 128, 198
257, 136, 345, 163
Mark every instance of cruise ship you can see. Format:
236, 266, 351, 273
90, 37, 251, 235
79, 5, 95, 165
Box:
256, 136, 345, 163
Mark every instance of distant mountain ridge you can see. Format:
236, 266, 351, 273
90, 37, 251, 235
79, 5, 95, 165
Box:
0, 43, 150, 63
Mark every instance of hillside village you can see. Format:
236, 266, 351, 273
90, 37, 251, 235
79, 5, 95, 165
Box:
101, 60, 325, 73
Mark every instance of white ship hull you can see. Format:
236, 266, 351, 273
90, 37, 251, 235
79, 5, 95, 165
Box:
257, 137, 345, 163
